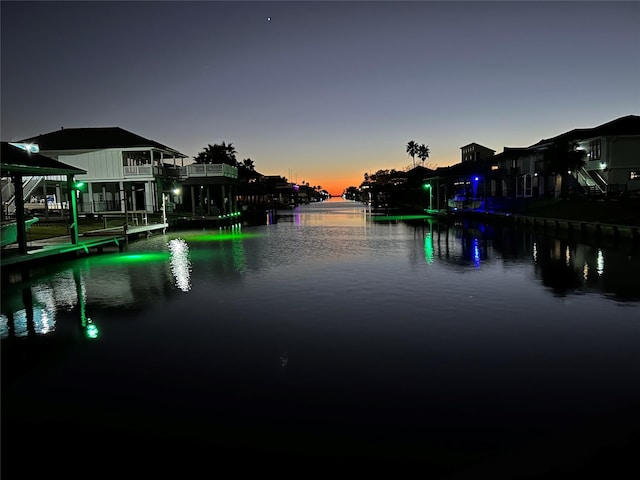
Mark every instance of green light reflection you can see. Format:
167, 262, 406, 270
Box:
85, 321, 99, 339
89, 252, 171, 266
424, 234, 434, 264
183, 231, 262, 242
371, 214, 431, 222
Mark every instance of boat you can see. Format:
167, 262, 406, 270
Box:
1, 217, 40, 247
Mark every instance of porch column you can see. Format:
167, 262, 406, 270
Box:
67, 177, 79, 245
13, 174, 27, 254
191, 185, 196, 216
145, 181, 154, 213
231, 185, 237, 212
119, 181, 125, 213
221, 185, 227, 215
87, 182, 94, 214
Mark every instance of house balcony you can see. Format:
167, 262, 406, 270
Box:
123, 165, 162, 177
179, 164, 238, 180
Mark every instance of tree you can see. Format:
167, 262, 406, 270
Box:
542, 140, 587, 197
406, 141, 419, 168
193, 142, 237, 165
417, 144, 430, 167
242, 158, 255, 171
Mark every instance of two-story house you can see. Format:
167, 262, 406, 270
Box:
17, 127, 188, 215
528, 115, 640, 197
485, 115, 640, 201
460, 143, 496, 163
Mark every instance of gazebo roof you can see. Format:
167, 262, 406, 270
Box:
1, 142, 87, 176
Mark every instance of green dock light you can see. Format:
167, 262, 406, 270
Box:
423, 183, 433, 211
72, 181, 87, 191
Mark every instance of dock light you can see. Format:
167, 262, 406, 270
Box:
72, 181, 86, 190
422, 183, 433, 211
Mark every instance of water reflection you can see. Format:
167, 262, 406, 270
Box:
0, 265, 98, 339
2, 199, 639, 474
168, 238, 192, 292
1, 204, 639, 343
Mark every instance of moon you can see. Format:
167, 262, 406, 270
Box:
267, 17, 271, 21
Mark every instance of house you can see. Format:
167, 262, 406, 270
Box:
527, 115, 640, 197
460, 143, 496, 163
491, 147, 546, 198
425, 158, 499, 211
17, 127, 189, 215
476, 115, 640, 201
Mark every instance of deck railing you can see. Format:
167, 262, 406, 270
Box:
123, 165, 160, 176
179, 164, 238, 179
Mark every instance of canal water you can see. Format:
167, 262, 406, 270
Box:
2, 198, 639, 477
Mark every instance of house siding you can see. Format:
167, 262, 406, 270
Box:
609, 136, 640, 188
58, 149, 123, 181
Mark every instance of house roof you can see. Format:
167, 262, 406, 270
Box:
529, 115, 640, 148
18, 127, 187, 158
493, 147, 531, 160
460, 142, 496, 152
429, 156, 496, 179
1, 142, 87, 176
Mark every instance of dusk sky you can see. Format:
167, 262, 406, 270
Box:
2, 1, 638, 195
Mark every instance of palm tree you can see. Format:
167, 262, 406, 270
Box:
542, 140, 587, 197
242, 158, 255, 171
406, 141, 419, 168
222, 142, 237, 164
193, 142, 237, 165
417, 144, 430, 167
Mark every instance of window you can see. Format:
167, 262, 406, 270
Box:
122, 150, 151, 167
630, 171, 639, 180
589, 140, 601, 160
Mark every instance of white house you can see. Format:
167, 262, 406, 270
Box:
17, 127, 188, 215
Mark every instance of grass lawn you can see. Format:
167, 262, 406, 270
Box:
25, 215, 135, 242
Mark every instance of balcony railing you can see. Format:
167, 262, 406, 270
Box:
122, 164, 238, 179
123, 165, 160, 176
180, 163, 238, 179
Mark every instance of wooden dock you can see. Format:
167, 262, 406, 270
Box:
1, 221, 168, 273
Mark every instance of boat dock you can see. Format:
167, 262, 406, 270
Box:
1, 220, 168, 282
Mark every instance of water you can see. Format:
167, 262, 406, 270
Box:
2, 198, 639, 477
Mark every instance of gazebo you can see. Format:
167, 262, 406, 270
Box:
1, 142, 86, 254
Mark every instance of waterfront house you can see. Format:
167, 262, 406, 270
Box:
460, 143, 496, 163
426, 115, 640, 212
491, 115, 640, 200
527, 114, 640, 197
16, 127, 188, 216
